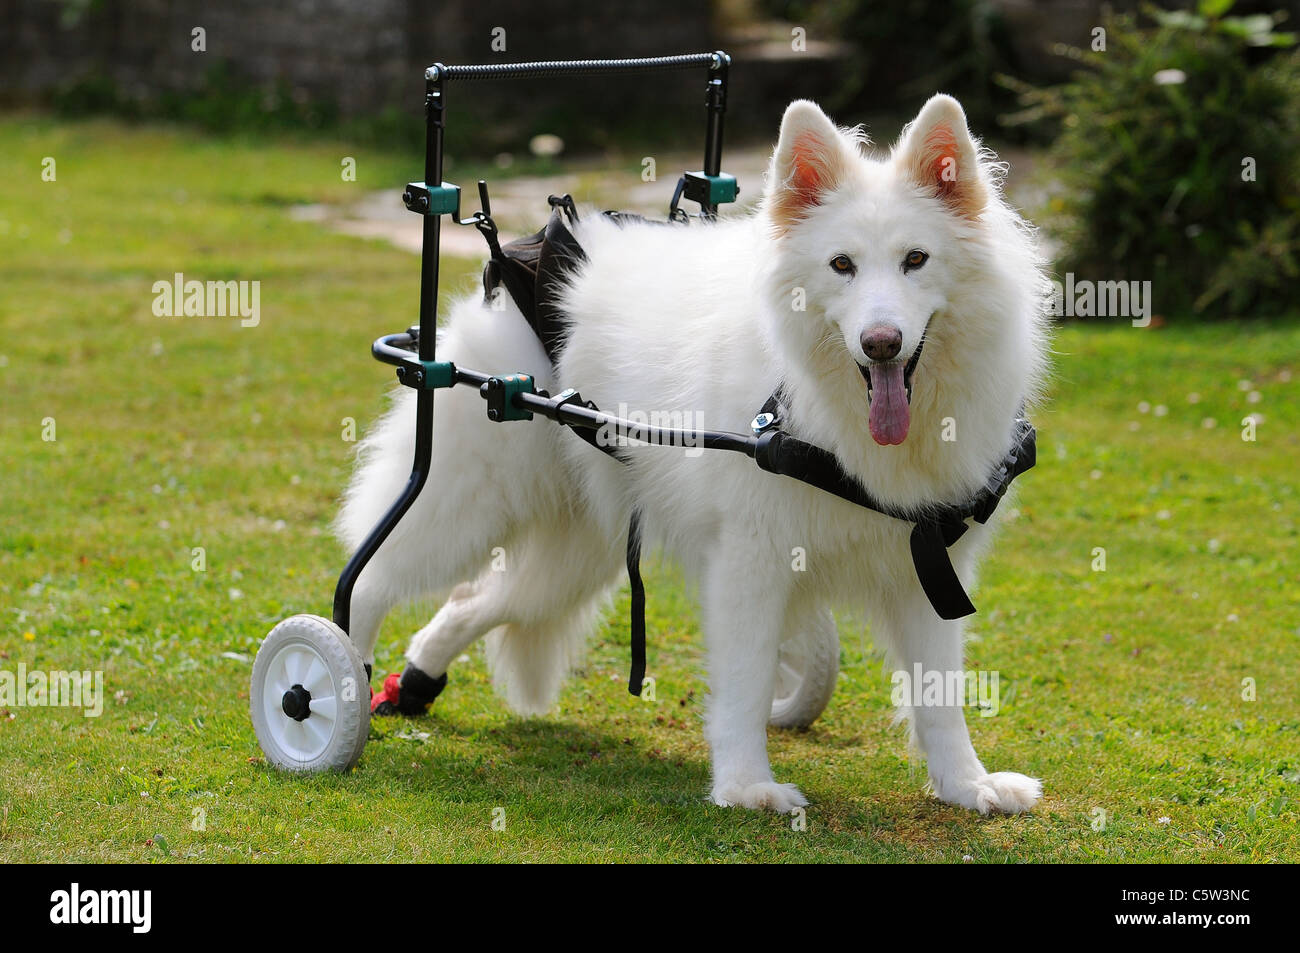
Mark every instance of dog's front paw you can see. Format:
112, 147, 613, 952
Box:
939, 771, 1042, 814
711, 780, 808, 813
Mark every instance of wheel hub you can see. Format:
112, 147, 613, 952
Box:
281, 683, 312, 721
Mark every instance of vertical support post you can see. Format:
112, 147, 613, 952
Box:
419, 71, 445, 364
701, 50, 730, 219
332, 69, 447, 635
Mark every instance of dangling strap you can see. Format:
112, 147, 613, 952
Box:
626, 510, 647, 696
908, 518, 976, 619
479, 195, 646, 690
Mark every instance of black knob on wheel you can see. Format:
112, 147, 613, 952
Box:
281, 684, 312, 721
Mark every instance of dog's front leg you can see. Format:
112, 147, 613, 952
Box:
700, 531, 807, 813
879, 590, 1041, 814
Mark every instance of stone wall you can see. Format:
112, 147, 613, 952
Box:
0, 0, 719, 120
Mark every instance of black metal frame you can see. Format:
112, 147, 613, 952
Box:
332, 52, 734, 635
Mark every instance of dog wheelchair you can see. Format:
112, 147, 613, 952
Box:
249, 53, 1035, 772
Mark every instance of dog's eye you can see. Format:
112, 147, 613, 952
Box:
903, 250, 929, 273
829, 254, 855, 275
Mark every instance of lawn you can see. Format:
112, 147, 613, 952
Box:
0, 117, 1296, 863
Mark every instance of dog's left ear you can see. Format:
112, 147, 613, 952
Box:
895, 94, 988, 219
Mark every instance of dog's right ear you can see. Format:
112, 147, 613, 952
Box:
765, 101, 854, 234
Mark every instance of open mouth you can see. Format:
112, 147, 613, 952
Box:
859, 334, 925, 446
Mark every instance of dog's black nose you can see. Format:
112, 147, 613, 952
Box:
861, 325, 903, 362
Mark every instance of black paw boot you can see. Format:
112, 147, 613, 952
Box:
370, 664, 448, 717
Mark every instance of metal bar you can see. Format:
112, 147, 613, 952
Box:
332, 75, 447, 635
699, 52, 731, 218
514, 390, 757, 456
427, 53, 722, 82
370, 333, 758, 458
372, 331, 424, 368
702, 52, 730, 181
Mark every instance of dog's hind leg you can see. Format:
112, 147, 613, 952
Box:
872, 585, 1042, 815
337, 490, 515, 672
403, 578, 499, 681
336, 375, 559, 673
342, 471, 532, 716
404, 516, 622, 716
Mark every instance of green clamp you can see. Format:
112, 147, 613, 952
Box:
402, 181, 461, 217
420, 360, 455, 389
396, 360, 455, 390
483, 373, 535, 422
683, 171, 739, 207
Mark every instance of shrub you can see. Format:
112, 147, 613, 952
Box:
1006, 1, 1300, 318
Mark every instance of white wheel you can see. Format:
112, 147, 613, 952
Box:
769, 607, 840, 728
250, 614, 370, 772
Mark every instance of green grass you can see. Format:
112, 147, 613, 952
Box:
1, 116, 1297, 863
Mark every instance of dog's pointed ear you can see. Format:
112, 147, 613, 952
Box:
895, 94, 988, 219
766, 100, 854, 233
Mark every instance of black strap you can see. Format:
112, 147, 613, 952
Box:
481, 222, 543, 322
626, 511, 647, 696
753, 429, 913, 520
534, 209, 588, 363
483, 195, 688, 367
480, 195, 587, 367
753, 412, 1036, 620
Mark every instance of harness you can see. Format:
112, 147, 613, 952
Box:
477, 195, 1036, 695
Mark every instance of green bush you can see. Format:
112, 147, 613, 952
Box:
53, 61, 342, 136
1007, 1, 1300, 318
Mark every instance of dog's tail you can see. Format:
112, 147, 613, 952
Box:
483, 595, 605, 716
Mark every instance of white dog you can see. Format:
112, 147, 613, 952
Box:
336, 95, 1050, 814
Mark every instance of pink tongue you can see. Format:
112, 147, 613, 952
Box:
867, 363, 910, 445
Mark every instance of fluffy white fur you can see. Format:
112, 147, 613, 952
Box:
336, 95, 1051, 814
